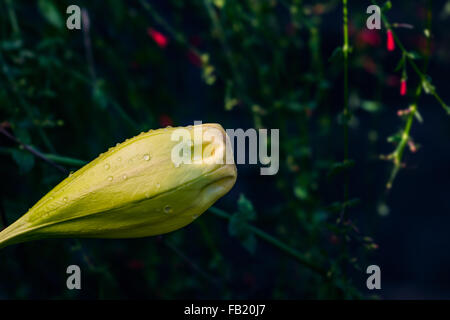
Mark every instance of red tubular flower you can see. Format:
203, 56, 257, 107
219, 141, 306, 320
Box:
400, 79, 407, 96
387, 29, 395, 51
147, 28, 169, 48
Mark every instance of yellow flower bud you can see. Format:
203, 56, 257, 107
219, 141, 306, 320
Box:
0, 123, 237, 249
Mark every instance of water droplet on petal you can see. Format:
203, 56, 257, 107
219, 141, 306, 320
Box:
104, 163, 110, 170
143, 154, 151, 161
117, 157, 122, 161
192, 214, 198, 220
107, 176, 113, 182
122, 174, 127, 180
156, 183, 160, 189
63, 197, 68, 202
163, 205, 172, 214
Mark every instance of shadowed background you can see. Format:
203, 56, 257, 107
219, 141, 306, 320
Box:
0, 0, 449, 299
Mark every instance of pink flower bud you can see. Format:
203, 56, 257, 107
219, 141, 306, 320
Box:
147, 28, 169, 48
387, 29, 395, 51
400, 79, 407, 96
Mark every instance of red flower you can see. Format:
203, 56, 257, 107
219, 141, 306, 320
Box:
400, 79, 407, 96
147, 28, 169, 48
158, 114, 173, 127
387, 29, 395, 51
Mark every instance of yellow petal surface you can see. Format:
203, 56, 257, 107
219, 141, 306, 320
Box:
0, 123, 237, 249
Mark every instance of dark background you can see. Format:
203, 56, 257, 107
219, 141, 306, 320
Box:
0, 0, 449, 299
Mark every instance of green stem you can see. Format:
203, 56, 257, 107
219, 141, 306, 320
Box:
384, 0, 439, 188
342, 0, 350, 218
43, 153, 87, 167
208, 206, 327, 277
4, 0, 20, 38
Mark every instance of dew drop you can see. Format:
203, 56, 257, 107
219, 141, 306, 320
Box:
163, 205, 173, 214
156, 183, 161, 189
63, 197, 68, 202
192, 214, 198, 220
104, 163, 110, 170
117, 157, 122, 161
122, 174, 127, 180
143, 154, 151, 161
107, 176, 113, 182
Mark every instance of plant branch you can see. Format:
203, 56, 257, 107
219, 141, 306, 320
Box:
0, 126, 67, 174
341, 0, 350, 220
209, 206, 327, 277
381, 0, 440, 188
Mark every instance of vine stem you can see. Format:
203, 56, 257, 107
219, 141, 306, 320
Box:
0, 126, 67, 174
374, 1, 449, 113
379, 0, 440, 188
209, 207, 327, 277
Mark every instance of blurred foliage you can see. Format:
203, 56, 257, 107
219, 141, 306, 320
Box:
0, 0, 449, 299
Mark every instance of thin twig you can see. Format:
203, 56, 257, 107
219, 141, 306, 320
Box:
209, 206, 327, 278
0, 126, 67, 174
341, 0, 350, 221
379, 0, 440, 188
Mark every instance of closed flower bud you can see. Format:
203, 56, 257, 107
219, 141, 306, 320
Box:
400, 79, 407, 96
387, 29, 395, 51
0, 124, 237, 249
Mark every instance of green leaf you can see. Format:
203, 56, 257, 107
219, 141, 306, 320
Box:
361, 101, 381, 113
422, 79, 435, 94
228, 194, 257, 254
325, 198, 360, 213
237, 194, 256, 221
407, 51, 422, 60
294, 186, 308, 200
328, 47, 343, 62
241, 234, 257, 254
14, 126, 31, 145
328, 160, 355, 178
38, 0, 64, 29
10, 149, 35, 174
